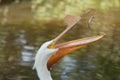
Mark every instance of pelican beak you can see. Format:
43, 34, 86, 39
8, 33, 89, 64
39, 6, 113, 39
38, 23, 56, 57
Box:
47, 31, 105, 70
47, 12, 105, 70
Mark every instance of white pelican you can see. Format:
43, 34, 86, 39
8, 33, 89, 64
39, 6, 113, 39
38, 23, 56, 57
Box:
33, 11, 105, 80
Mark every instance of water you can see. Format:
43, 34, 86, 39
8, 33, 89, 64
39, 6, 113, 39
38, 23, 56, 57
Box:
0, 3, 120, 80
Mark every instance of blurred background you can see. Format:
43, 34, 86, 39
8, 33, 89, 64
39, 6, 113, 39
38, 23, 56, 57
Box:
0, 0, 120, 80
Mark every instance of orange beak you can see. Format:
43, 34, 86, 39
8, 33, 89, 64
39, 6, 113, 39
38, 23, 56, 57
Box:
47, 10, 105, 70
47, 33, 105, 70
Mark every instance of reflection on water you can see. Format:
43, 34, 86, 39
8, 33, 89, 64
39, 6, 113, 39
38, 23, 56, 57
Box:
20, 45, 35, 66
0, 10, 120, 80
0, 27, 36, 80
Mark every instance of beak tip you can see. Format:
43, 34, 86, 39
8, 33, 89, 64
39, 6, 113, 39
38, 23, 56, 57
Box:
99, 32, 106, 36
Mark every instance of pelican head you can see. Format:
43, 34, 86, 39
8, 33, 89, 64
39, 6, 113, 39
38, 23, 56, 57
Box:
33, 13, 105, 80
33, 40, 58, 80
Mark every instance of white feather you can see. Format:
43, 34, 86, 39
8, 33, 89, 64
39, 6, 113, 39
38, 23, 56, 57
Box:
33, 40, 58, 80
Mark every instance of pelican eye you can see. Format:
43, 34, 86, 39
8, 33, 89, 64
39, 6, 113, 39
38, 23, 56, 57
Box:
47, 42, 55, 49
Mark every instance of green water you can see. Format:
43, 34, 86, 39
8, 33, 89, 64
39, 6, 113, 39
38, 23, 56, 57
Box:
0, 2, 120, 80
